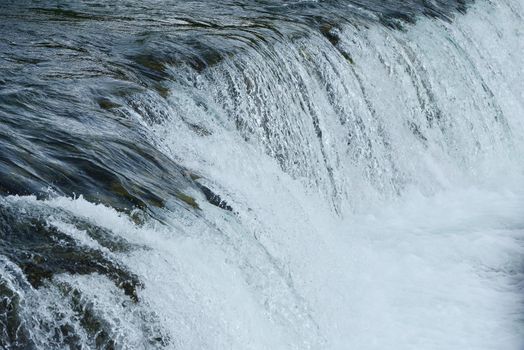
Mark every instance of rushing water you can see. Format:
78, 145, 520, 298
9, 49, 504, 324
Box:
1, 0, 524, 349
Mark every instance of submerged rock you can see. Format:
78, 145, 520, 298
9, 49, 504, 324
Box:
175, 191, 200, 209
182, 172, 233, 212
319, 23, 354, 64
97, 98, 122, 110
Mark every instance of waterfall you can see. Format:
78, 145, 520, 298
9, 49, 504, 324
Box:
0, 0, 523, 348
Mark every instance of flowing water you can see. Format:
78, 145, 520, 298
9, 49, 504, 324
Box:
1, 0, 524, 349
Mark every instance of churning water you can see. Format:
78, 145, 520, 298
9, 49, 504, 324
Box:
0, 0, 523, 349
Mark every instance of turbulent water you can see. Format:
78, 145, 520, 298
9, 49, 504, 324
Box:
1, 0, 524, 348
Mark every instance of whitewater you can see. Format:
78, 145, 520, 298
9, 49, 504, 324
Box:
0, 0, 523, 349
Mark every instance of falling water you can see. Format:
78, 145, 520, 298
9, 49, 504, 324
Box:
1, 0, 523, 349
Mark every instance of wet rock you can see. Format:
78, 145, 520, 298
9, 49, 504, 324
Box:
175, 191, 200, 210
182, 172, 233, 212
198, 185, 233, 212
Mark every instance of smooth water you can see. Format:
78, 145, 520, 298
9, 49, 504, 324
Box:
1, 0, 523, 349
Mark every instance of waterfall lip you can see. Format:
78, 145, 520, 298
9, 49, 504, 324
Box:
1, 1, 475, 74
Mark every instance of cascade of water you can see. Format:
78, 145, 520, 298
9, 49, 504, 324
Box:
0, 0, 523, 348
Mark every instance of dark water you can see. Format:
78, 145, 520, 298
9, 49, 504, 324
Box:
3, 0, 523, 349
